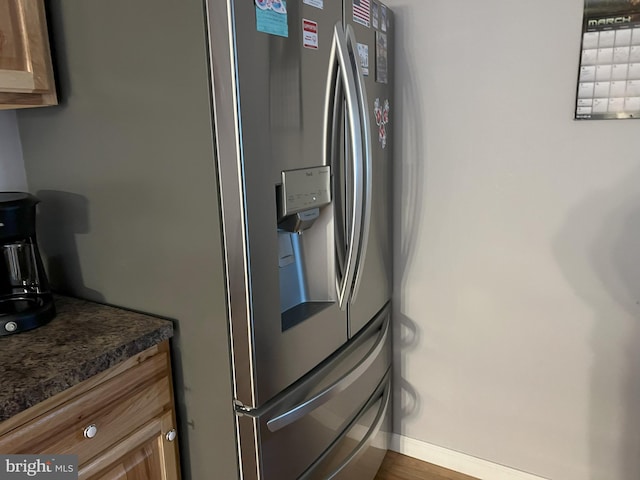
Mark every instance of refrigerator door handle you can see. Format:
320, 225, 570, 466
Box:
331, 23, 364, 311
344, 24, 373, 304
324, 31, 348, 302
265, 313, 390, 433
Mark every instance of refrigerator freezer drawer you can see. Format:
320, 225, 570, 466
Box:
236, 304, 391, 480
301, 369, 392, 480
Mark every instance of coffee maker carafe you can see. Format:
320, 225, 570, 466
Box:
0, 192, 55, 336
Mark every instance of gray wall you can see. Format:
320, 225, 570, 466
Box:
0, 111, 26, 191
388, 0, 640, 479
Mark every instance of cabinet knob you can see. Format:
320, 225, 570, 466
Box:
165, 429, 177, 442
4, 322, 17, 333
83, 424, 98, 439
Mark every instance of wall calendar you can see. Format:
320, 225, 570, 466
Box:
576, 0, 640, 119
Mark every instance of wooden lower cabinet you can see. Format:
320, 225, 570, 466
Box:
0, 341, 180, 480
82, 411, 179, 480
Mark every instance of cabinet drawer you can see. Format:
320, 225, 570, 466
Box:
0, 351, 171, 465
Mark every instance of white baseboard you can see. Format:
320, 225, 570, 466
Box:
390, 434, 550, 480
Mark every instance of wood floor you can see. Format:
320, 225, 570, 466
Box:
374, 451, 479, 480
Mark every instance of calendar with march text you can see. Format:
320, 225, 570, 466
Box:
576, 2, 640, 120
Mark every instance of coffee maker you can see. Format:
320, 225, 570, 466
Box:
0, 192, 55, 336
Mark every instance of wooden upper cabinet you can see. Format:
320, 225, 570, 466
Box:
0, 0, 57, 109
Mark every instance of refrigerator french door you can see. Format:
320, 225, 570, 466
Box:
343, 1, 394, 337
216, 0, 349, 410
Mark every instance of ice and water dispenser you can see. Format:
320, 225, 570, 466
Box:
276, 166, 334, 331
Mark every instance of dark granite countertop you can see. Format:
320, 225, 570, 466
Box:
0, 295, 173, 422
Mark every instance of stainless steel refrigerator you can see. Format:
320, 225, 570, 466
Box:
18, 0, 394, 479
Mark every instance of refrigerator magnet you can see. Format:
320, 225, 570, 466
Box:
375, 31, 388, 84
353, 0, 370, 28
303, 19, 319, 49
303, 0, 324, 9
255, 0, 289, 38
374, 98, 390, 149
381, 4, 387, 32
372, 2, 379, 29
357, 43, 369, 76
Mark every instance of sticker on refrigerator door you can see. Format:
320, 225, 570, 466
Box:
374, 98, 390, 149
353, 0, 370, 27
255, 0, 289, 38
375, 31, 388, 84
380, 4, 387, 32
357, 43, 369, 76
372, 2, 379, 29
302, 19, 318, 49
303, 0, 323, 9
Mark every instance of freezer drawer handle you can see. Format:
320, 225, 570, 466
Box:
301, 376, 392, 480
266, 314, 390, 433
323, 378, 391, 479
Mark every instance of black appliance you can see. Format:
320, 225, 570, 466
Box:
0, 192, 55, 336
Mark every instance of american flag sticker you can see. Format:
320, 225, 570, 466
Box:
353, 0, 370, 27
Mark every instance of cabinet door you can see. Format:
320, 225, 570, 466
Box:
0, 0, 56, 108
80, 411, 180, 480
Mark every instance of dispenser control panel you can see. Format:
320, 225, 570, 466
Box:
279, 166, 331, 218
